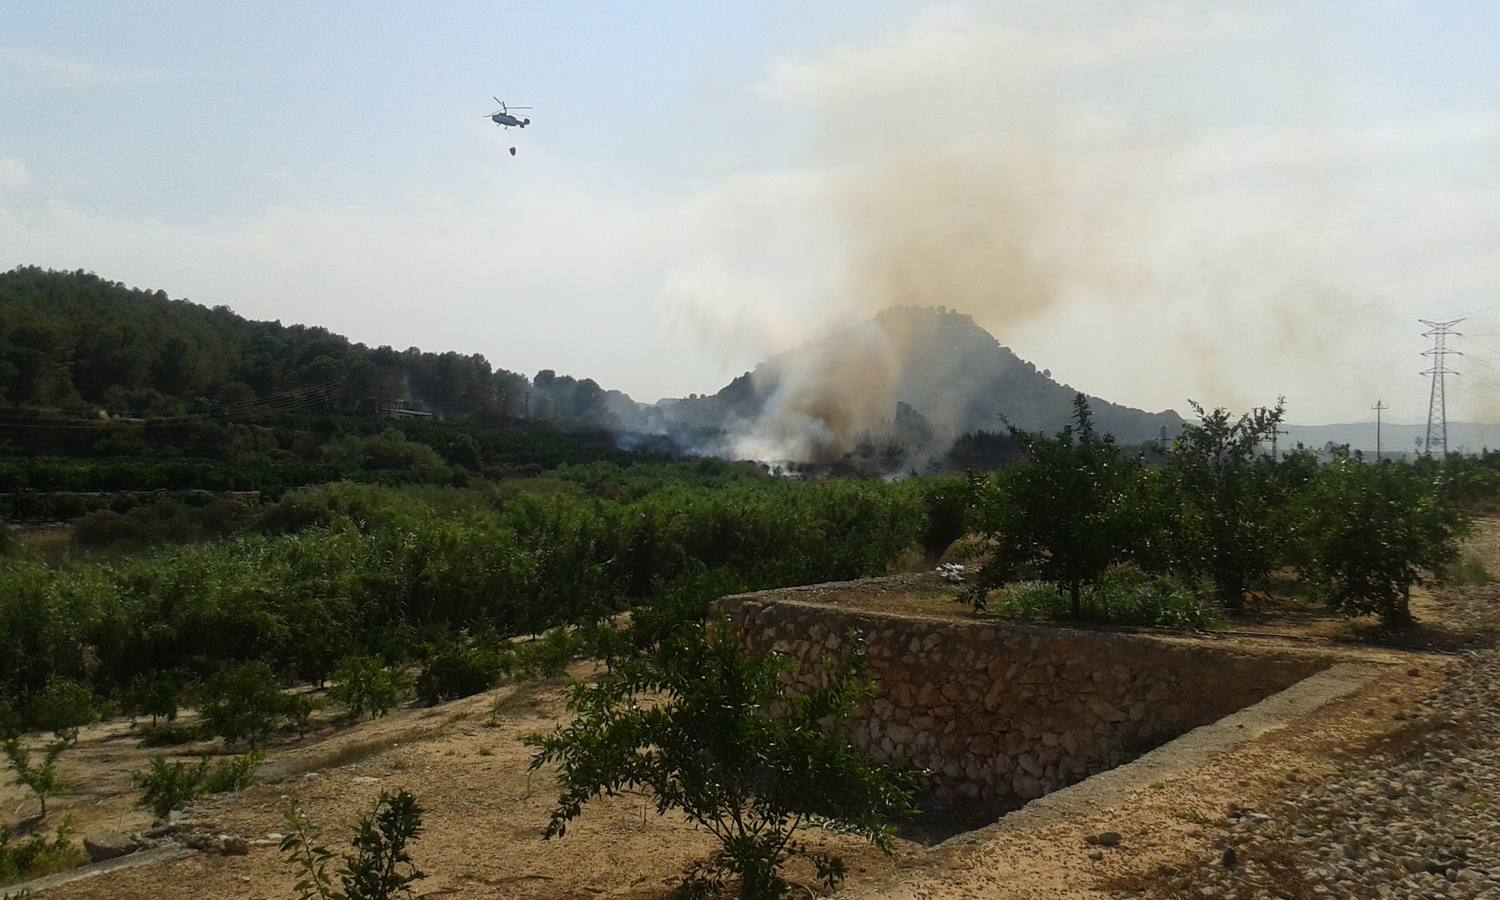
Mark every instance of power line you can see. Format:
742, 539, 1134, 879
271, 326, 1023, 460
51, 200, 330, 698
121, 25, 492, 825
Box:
1421, 318, 1464, 456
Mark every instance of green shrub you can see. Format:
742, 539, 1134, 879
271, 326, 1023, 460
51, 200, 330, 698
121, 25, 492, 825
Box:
2, 737, 68, 818
132, 750, 261, 819
622, 569, 745, 658
280, 694, 319, 738
0, 821, 86, 886
132, 756, 207, 819
27, 678, 97, 744
991, 581, 1060, 618
139, 724, 198, 748
1085, 564, 1217, 629
989, 566, 1216, 629
527, 622, 919, 898
514, 629, 582, 681
414, 643, 510, 705
962, 396, 1143, 617
1163, 401, 1288, 610
577, 617, 631, 672
343, 791, 426, 899
1292, 458, 1471, 626
199, 663, 283, 748
73, 497, 252, 553
919, 477, 971, 556
126, 671, 186, 726
1442, 553, 1493, 585
202, 750, 263, 794
328, 657, 409, 721
0, 697, 18, 740
281, 790, 426, 900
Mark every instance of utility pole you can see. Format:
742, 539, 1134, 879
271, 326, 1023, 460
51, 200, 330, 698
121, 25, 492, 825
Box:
1266, 424, 1289, 458
1420, 318, 1464, 456
1371, 400, 1387, 462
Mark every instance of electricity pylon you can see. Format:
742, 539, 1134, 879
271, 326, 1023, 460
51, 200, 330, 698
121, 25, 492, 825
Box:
1420, 318, 1464, 456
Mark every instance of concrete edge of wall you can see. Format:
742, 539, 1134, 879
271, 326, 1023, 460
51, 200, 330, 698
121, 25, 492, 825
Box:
835, 661, 1385, 899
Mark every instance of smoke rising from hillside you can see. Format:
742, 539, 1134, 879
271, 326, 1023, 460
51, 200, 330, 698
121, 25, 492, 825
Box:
715, 142, 1167, 463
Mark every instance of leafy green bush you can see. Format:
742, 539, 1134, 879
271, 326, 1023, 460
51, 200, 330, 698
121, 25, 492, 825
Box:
202, 750, 263, 794
414, 642, 510, 706
1162, 400, 1288, 610
281, 790, 426, 900
132, 756, 207, 819
342, 791, 426, 900
328, 657, 409, 721
527, 622, 919, 898
963, 396, 1144, 617
1083, 565, 1217, 629
72, 497, 253, 554
0, 821, 86, 886
280, 694, 319, 738
3, 737, 68, 818
1291, 458, 1471, 626
990, 581, 1064, 618
27, 678, 97, 744
514, 629, 583, 681
620, 569, 746, 658
138, 724, 197, 748
1442, 553, 1492, 585
919, 476, 971, 556
199, 663, 283, 748
126, 671, 186, 727
990, 566, 1216, 629
132, 750, 262, 819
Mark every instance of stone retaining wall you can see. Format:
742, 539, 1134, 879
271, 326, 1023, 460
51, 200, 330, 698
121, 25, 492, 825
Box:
717, 593, 1335, 818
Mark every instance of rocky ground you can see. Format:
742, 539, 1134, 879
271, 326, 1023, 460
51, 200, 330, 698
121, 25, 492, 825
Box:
1113, 588, 1500, 899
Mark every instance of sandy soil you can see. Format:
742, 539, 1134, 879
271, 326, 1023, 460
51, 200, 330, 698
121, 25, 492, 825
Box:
11, 671, 916, 899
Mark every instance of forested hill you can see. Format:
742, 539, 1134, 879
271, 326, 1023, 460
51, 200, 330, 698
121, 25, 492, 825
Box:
0, 266, 635, 428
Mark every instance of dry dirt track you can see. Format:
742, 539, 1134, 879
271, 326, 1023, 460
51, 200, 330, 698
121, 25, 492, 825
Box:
29, 678, 913, 899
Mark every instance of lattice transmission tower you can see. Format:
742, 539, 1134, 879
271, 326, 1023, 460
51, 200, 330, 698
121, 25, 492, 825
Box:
1420, 318, 1464, 456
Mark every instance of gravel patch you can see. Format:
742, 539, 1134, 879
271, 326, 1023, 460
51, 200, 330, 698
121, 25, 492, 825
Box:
1118, 591, 1500, 899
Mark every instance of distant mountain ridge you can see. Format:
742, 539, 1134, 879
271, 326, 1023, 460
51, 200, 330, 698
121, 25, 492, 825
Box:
650, 307, 1182, 460
1283, 422, 1500, 456
1, 269, 1181, 464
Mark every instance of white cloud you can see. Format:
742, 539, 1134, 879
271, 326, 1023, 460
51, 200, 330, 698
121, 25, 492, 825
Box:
758, 5, 1267, 108
0, 49, 154, 89
0, 157, 29, 193
0, 162, 842, 403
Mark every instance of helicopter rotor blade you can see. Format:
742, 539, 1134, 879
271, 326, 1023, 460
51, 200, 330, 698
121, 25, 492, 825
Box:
493, 96, 503, 106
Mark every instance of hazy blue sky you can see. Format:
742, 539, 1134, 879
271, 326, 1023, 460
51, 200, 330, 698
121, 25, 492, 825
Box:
3, 1, 1498, 423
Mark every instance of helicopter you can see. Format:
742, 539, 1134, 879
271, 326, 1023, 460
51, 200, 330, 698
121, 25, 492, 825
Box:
485, 98, 532, 129
485, 98, 532, 156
